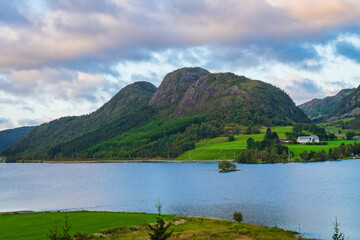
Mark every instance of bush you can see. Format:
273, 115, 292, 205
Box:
233, 212, 243, 223
300, 151, 309, 161
228, 134, 235, 142
246, 126, 260, 134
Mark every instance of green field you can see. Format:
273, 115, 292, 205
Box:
0, 211, 313, 240
176, 126, 357, 161
287, 140, 357, 157
0, 211, 173, 240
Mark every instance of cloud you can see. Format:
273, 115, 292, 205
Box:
1, 0, 360, 129
335, 41, 360, 63
279, 73, 325, 104
17, 117, 50, 126
1, 0, 359, 71
0, 0, 30, 25
0, 68, 122, 102
0, 118, 14, 130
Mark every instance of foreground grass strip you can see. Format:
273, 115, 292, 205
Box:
100, 216, 316, 240
0, 211, 173, 240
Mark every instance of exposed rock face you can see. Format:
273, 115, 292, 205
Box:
174, 73, 249, 115
152, 71, 309, 124
149, 67, 209, 107
299, 88, 355, 120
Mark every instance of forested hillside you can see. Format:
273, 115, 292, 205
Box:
4, 67, 310, 161
0, 126, 34, 153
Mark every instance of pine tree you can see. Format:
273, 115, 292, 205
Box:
332, 217, 345, 240
147, 200, 173, 240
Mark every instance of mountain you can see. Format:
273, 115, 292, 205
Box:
326, 85, 360, 121
4, 67, 310, 161
0, 126, 34, 153
298, 88, 355, 121
4, 82, 156, 160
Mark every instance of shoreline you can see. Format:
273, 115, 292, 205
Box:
0, 210, 313, 240
2, 157, 359, 164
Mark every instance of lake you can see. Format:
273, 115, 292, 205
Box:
1, 160, 360, 239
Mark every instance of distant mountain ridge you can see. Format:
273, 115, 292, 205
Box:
299, 88, 356, 121
326, 85, 360, 121
0, 126, 34, 153
4, 67, 310, 161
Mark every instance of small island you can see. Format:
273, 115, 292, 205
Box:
218, 160, 239, 173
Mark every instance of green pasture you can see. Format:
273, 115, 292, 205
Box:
287, 140, 358, 157
176, 126, 358, 161
0, 211, 173, 240
0, 211, 312, 240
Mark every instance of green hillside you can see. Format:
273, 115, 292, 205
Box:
4, 82, 157, 160
0, 126, 34, 153
4, 68, 310, 161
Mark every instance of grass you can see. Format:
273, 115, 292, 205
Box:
176, 126, 357, 161
100, 216, 315, 240
0, 211, 174, 240
287, 140, 358, 157
0, 212, 315, 240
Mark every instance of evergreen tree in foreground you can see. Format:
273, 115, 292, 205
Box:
147, 200, 173, 240
47, 216, 72, 240
332, 217, 345, 240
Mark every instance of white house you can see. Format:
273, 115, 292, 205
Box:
297, 136, 319, 144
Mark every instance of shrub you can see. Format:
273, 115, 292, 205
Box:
233, 212, 243, 223
228, 134, 235, 142
246, 126, 260, 134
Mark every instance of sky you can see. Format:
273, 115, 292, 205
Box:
0, 0, 360, 130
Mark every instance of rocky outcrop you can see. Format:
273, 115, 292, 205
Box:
149, 67, 209, 107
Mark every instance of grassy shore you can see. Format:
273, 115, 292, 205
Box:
0, 211, 315, 240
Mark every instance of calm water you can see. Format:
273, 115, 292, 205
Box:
1, 160, 360, 239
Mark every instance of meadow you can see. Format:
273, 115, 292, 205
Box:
0, 211, 173, 240
0, 211, 313, 240
176, 126, 356, 161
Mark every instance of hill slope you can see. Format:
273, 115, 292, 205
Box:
0, 126, 34, 153
326, 85, 360, 121
298, 88, 355, 121
4, 67, 310, 161
4, 82, 157, 160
